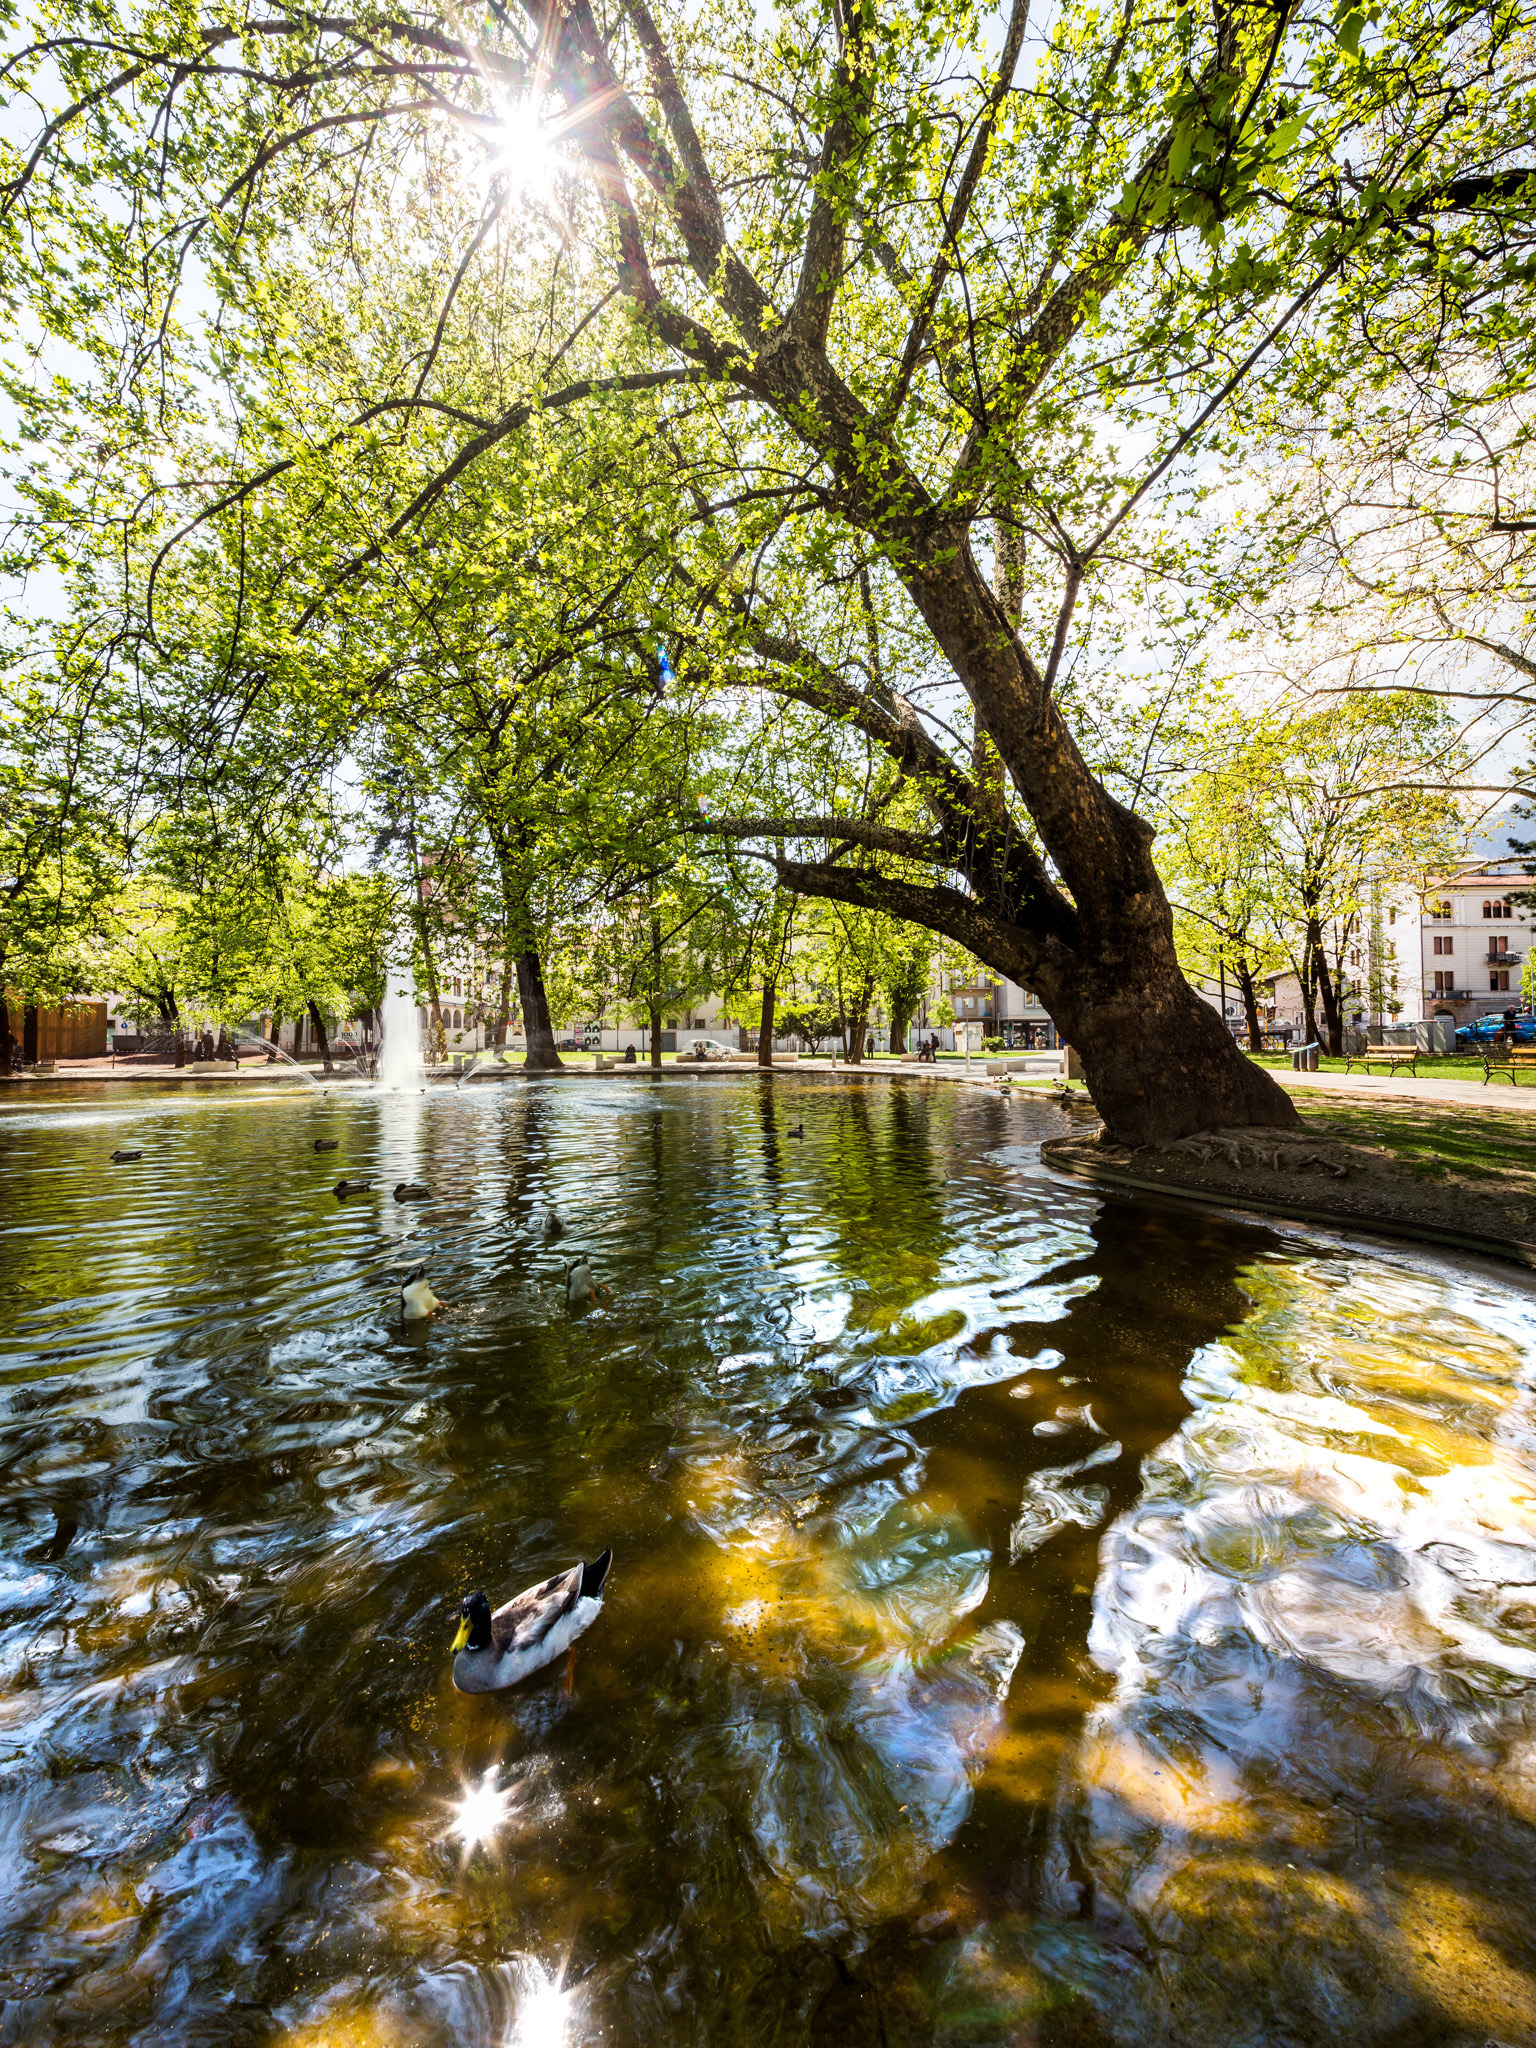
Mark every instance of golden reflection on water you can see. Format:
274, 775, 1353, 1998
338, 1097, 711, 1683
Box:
2, 1078, 1536, 2046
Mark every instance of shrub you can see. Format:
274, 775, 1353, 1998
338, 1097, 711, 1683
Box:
982, 1036, 1003, 1053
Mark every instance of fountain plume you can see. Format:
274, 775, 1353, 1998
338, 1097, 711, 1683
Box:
380, 963, 425, 1090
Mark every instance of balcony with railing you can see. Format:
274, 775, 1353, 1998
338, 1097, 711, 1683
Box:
1486, 950, 1524, 965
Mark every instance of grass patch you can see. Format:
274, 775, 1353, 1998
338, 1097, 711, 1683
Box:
1248, 1051, 1498, 1079
1291, 1093, 1536, 1187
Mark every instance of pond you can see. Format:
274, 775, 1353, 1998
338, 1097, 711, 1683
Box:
2, 1075, 1535, 2047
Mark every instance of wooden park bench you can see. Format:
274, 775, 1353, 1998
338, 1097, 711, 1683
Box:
1342, 1047, 1419, 1079
1483, 1046, 1536, 1087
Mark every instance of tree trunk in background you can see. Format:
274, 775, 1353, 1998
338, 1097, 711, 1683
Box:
493, 955, 513, 1047
888, 996, 913, 1058
845, 981, 873, 1063
0, 995, 10, 1077
306, 999, 333, 1072
757, 980, 776, 1068
647, 911, 666, 1072
1313, 932, 1344, 1054
1236, 959, 1264, 1053
516, 950, 565, 1071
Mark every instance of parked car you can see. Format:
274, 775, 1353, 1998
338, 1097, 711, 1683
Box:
679, 1038, 735, 1062
1456, 1010, 1535, 1047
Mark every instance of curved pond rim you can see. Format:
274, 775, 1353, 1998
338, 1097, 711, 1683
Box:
1042, 1134, 1536, 1276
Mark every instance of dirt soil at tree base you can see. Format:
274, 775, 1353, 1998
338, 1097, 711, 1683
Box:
1043, 1111, 1536, 1269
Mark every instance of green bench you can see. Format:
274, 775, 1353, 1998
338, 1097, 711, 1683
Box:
1343, 1047, 1419, 1078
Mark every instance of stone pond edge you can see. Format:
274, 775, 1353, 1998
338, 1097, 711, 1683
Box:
1040, 1136, 1536, 1274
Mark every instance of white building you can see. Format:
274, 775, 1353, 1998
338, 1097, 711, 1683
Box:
1379, 859, 1532, 1028
941, 967, 1058, 1048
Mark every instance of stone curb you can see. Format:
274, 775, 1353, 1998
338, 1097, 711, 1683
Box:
1040, 1137, 1536, 1273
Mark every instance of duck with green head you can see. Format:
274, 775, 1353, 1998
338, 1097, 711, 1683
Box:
450, 1550, 613, 1692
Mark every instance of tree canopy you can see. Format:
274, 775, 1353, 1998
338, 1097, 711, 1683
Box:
3, 0, 1534, 1130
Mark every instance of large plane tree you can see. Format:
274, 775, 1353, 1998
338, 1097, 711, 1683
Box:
4, 0, 1534, 1138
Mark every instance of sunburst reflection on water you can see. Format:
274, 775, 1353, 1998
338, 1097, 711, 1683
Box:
1, 1074, 1535, 2046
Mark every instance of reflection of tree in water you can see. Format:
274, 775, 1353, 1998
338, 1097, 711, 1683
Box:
13, 1080, 1535, 2048
780, 1191, 1273, 2040
825, 1224, 1536, 2047
755, 1078, 952, 1319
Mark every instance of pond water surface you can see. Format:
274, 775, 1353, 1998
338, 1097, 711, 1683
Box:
2, 1076, 1536, 2048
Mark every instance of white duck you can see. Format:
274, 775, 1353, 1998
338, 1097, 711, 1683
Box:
400, 1263, 445, 1319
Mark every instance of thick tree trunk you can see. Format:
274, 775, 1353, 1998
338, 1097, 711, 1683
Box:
648, 1000, 663, 1071
306, 999, 333, 1072
1236, 958, 1264, 1053
758, 979, 775, 1068
888, 995, 913, 1059
515, 949, 565, 1071
0, 995, 11, 1076
1294, 940, 1323, 1051
890, 585, 1298, 1139
502, 28, 1302, 1146
845, 979, 873, 1063
1313, 932, 1344, 1054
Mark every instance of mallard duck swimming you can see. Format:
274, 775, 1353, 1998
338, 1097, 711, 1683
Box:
785, 1123, 804, 1138
334, 1178, 372, 1198
530, 1206, 564, 1243
450, 1550, 613, 1693
400, 1263, 445, 1319
394, 1180, 430, 1201
564, 1259, 610, 1310
110, 1148, 142, 1163
313, 1138, 338, 1152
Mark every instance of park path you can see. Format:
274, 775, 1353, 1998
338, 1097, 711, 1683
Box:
1276, 1067, 1536, 1114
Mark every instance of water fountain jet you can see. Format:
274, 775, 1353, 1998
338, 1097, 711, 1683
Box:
380, 963, 425, 1091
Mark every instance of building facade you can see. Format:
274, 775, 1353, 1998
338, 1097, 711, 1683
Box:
1386, 860, 1533, 1026
943, 967, 1059, 1048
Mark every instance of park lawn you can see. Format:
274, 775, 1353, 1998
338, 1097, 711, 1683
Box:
1246, 1051, 1498, 1080
1285, 1092, 1536, 1190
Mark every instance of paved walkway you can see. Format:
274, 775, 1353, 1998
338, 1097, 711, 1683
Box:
1276, 1068, 1536, 1114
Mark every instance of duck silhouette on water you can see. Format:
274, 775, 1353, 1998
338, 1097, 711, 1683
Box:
334, 1178, 372, 1199
394, 1181, 430, 1202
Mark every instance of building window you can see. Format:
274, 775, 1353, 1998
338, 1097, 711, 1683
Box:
1433, 935, 1452, 956
1492, 935, 1510, 958
1486, 898, 1514, 920
1491, 970, 1510, 992
1433, 971, 1453, 995
1432, 900, 1452, 920
1389, 907, 1397, 924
